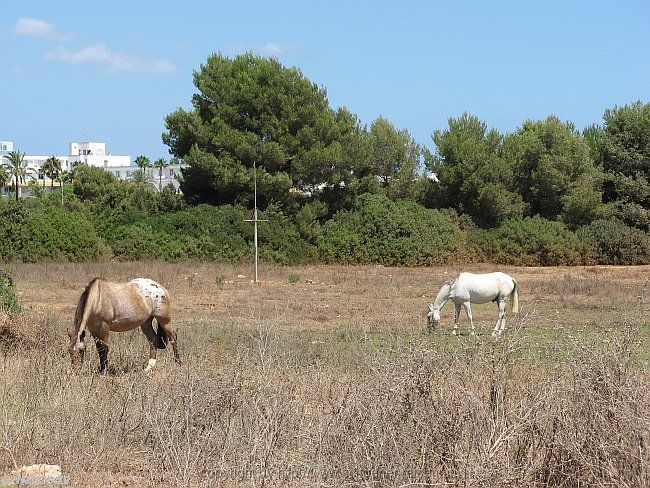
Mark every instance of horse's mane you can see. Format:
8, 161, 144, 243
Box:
444, 276, 458, 288
74, 277, 100, 330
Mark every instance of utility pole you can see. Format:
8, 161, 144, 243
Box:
244, 162, 268, 283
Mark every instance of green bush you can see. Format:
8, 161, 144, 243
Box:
21, 205, 106, 262
480, 216, 587, 266
97, 203, 315, 264
0, 200, 28, 262
317, 194, 480, 266
0, 200, 105, 263
109, 223, 164, 261
0, 268, 20, 313
577, 219, 650, 265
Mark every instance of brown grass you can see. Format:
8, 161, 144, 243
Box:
0, 262, 648, 486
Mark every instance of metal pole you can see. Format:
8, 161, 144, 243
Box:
244, 162, 267, 284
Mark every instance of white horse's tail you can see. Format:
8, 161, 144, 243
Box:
510, 279, 519, 315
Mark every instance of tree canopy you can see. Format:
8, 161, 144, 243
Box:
164, 53, 361, 211
600, 101, 650, 230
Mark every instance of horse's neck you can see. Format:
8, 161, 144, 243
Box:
433, 284, 451, 310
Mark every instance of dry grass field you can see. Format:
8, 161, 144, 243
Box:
1, 262, 648, 486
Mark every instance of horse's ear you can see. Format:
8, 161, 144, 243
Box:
428, 304, 433, 312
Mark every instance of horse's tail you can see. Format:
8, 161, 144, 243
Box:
73, 277, 100, 341
510, 278, 519, 315
155, 321, 168, 349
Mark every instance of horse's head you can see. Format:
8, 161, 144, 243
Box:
67, 327, 85, 369
427, 304, 440, 330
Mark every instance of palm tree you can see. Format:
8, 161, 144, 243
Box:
135, 155, 151, 171
58, 170, 72, 204
153, 157, 169, 191
130, 169, 156, 187
2, 151, 34, 201
42, 156, 62, 191
0, 165, 10, 197
28, 179, 44, 199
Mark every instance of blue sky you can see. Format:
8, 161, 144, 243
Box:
2, 1, 649, 160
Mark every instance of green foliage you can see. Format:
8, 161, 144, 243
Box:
2, 151, 33, 201
0, 199, 105, 263
159, 183, 185, 213
215, 275, 225, 286
42, 156, 62, 188
20, 205, 106, 262
293, 200, 327, 242
109, 223, 162, 261
0, 200, 28, 261
366, 117, 422, 201
601, 101, 650, 229
103, 203, 317, 264
425, 113, 525, 227
577, 219, 650, 265
0, 268, 20, 313
1, 89, 648, 267
164, 53, 355, 209
602, 101, 650, 177
134, 155, 151, 170
287, 273, 300, 284
318, 193, 480, 266
506, 116, 605, 223
479, 216, 587, 266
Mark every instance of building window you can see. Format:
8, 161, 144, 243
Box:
169, 168, 175, 176
38, 173, 44, 180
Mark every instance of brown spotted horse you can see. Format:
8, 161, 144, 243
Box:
68, 278, 180, 373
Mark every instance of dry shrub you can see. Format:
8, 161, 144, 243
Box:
2, 320, 645, 487
0, 263, 647, 486
0, 312, 59, 352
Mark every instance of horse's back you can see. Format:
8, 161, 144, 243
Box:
454, 272, 514, 302
129, 279, 170, 316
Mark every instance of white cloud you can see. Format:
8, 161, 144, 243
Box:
12, 18, 74, 42
262, 43, 284, 56
45, 44, 177, 75
174, 42, 189, 52
228, 42, 298, 58
9, 66, 24, 76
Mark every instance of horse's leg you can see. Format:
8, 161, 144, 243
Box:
499, 298, 507, 334
453, 303, 461, 335
158, 318, 181, 365
464, 302, 475, 335
493, 299, 507, 337
93, 323, 110, 374
140, 317, 158, 373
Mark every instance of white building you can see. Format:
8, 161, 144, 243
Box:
0, 141, 14, 158
1, 140, 183, 195
21, 141, 130, 174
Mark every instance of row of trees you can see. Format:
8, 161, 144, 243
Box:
0, 53, 646, 266
0, 152, 71, 202
0, 151, 183, 201
163, 53, 649, 234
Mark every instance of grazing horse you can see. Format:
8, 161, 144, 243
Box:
427, 272, 519, 336
68, 278, 180, 373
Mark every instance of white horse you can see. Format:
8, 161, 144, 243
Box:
427, 272, 519, 336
